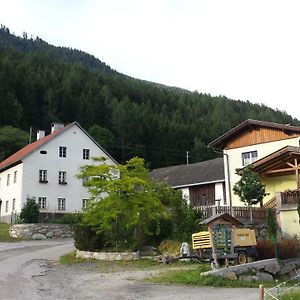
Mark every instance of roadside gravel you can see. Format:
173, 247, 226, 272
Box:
0, 240, 258, 300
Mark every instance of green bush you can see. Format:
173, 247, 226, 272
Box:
73, 223, 105, 251
19, 197, 39, 223
158, 240, 182, 256
61, 212, 83, 225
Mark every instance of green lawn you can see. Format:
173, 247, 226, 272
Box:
276, 290, 300, 300
59, 251, 201, 273
0, 222, 20, 242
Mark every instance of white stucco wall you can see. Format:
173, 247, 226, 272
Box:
224, 137, 300, 206
181, 187, 190, 204
214, 182, 225, 206
0, 163, 23, 218
17, 123, 117, 213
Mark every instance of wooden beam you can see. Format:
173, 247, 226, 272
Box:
264, 167, 297, 175
295, 158, 300, 189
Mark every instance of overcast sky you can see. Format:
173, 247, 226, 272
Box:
1, 0, 300, 119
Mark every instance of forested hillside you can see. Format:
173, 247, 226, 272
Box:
0, 25, 299, 168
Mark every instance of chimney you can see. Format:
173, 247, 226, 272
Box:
37, 130, 45, 140
51, 122, 64, 133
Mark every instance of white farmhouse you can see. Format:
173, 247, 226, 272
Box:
0, 122, 117, 223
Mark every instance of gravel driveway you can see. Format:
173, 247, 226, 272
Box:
0, 240, 258, 300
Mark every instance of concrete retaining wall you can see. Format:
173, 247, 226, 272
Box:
76, 249, 140, 261
9, 224, 72, 240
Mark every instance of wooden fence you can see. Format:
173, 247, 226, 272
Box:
195, 205, 268, 223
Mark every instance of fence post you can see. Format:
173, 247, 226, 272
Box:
259, 284, 264, 300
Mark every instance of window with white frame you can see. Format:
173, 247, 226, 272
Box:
242, 151, 258, 166
7, 174, 10, 186
13, 171, 17, 183
58, 198, 66, 211
12, 198, 15, 211
82, 198, 89, 209
83, 149, 90, 160
38, 197, 47, 210
5, 200, 8, 213
59, 146, 67, 158
58, 171, 67, 184
39, 170, 48, 182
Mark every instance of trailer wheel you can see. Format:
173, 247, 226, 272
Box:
237, 251, 248, 264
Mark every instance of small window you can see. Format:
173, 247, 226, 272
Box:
5, 200, 8, 213
58, 198, 66, 211
7, 174, 10, 186
59, 146, 67, 158
40, 150, 47, 155
242, 151, 258, 166
39, 170, 48, 183
12, 198, 16, 211
83, 149, 90, 160
58, 171, 67, 184
38, 197, 47, 210
82, 198, 89, 209
14, 171, 17, 183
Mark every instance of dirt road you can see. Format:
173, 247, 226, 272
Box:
0, 240, 258, 300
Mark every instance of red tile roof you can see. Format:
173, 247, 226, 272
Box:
0, 123, 73, 172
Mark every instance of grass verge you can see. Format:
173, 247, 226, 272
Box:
147, 267, 291, 288
0, 222, 20, 242
276, 290, 300, 300
59, 251, 201, 273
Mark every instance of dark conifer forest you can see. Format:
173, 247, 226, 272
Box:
0, 25, 299, 168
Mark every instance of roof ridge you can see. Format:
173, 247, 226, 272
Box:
0, 123, 72, 171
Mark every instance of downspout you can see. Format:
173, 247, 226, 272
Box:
208, 146, 234, 216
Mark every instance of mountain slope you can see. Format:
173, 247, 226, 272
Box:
0, 25, 299, 168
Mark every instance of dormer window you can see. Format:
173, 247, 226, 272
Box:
242, 151, 258, 166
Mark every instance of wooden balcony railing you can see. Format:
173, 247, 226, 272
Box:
195, 205, 269, 223
263, 196, 277, 209
281, 190, 299, 207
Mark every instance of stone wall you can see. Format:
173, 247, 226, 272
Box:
9, 224, 72, 240
76, 250, 140, 261
202, 258, 300, 281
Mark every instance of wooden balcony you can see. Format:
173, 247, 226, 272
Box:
195, 205, 269, 224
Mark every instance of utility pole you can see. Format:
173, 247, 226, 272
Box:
186, 150, 190, 165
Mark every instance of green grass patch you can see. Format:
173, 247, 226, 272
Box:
276, 290, 300, 300
59, 251, 201, 273
148, 267, 282, 288
0, 222, 20, 242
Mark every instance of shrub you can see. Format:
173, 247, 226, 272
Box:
19, 196, 39, 223
277, 238, 300, 259
158, 240, 182, 256
73, 223, 105, 251
256, 238, 300, 260
256, 240, 275, 259
61, 212, 83, 225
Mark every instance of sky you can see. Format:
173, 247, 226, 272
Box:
1, 0, 300, 118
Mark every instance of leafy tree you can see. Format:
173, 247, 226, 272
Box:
78, 157, 168, 250
19, 196, 39, 223
0, 126, 28, 161
233, 166, 267, 223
